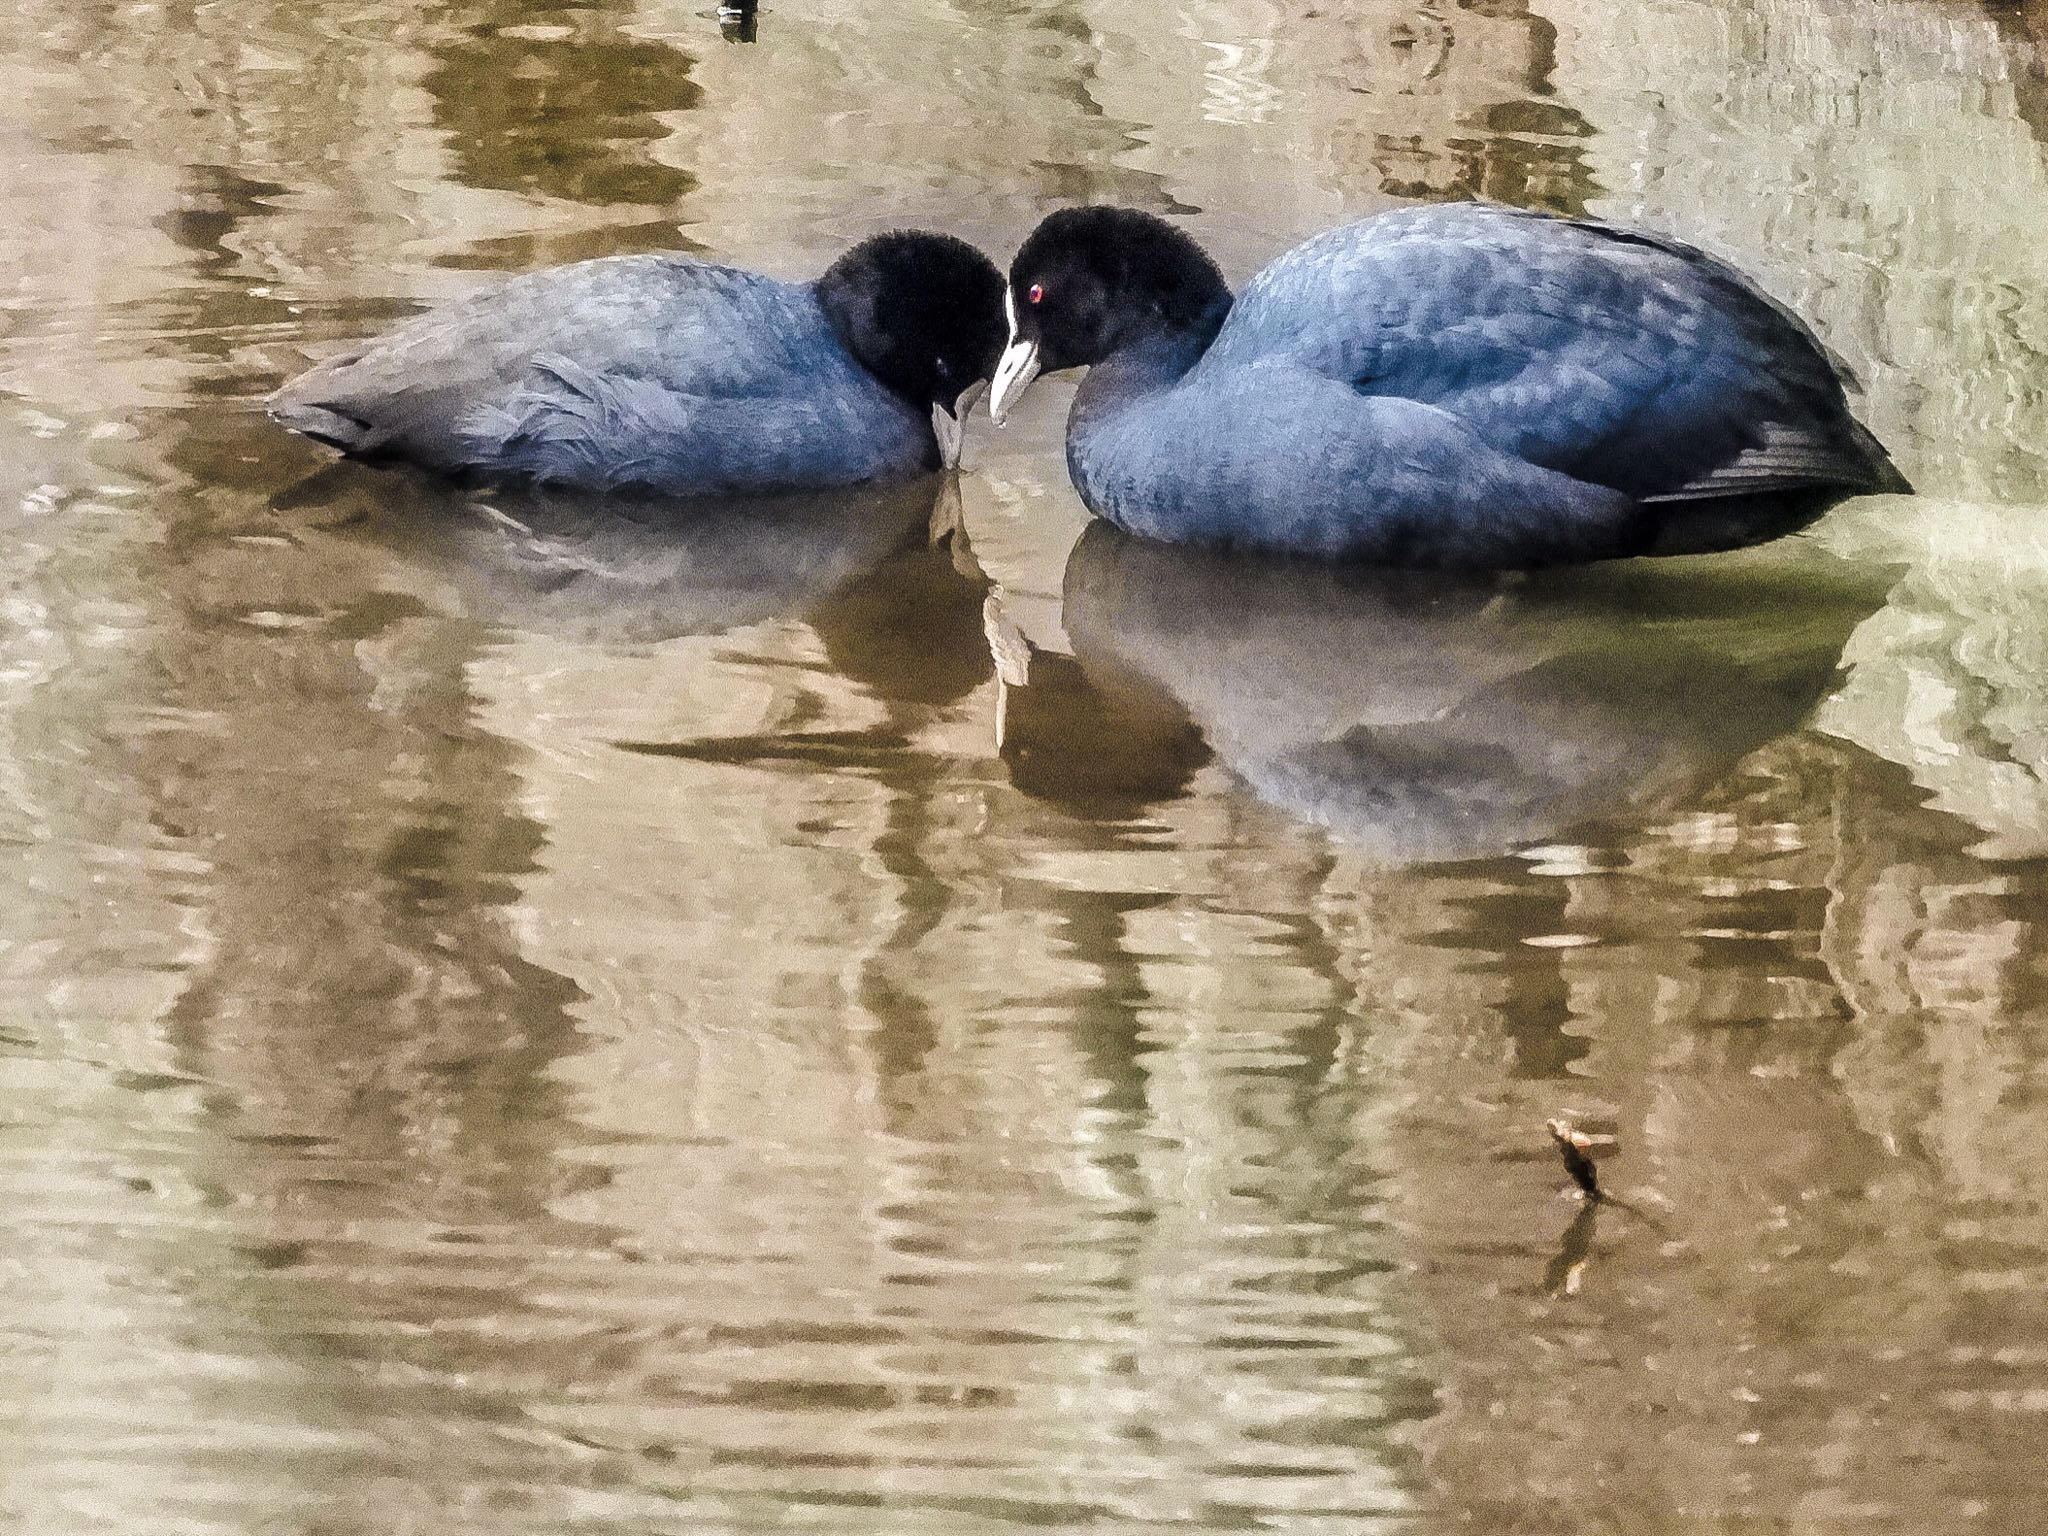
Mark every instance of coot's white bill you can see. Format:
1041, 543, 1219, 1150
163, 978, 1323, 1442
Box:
988, 290, 1041, 426
933, 379, 987, 468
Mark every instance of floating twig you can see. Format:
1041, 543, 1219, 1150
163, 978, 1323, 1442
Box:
1546, 1117, 1612, 1201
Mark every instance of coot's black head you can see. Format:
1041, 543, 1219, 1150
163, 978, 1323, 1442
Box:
989, 207, 1231, 424
818, 231, 1007, 423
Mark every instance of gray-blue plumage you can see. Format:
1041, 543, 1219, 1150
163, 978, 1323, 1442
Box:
1002, 204, 1910, 566
270, 234, 1005, 496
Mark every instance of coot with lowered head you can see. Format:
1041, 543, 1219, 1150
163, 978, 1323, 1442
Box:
270, 231, 1006, 496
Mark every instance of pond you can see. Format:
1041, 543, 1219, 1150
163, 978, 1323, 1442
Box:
3, 0, 2047, 1530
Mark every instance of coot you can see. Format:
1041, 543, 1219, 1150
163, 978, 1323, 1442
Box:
270, 232, 1006, 496
988, 204, 1909, 566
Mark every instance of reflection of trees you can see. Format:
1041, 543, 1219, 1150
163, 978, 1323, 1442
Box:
1820, 534, 2048, 861
650, 0, 1597, 263
1317, 726, 2047, 1532
155, 440, 586, 1202
13, 0, 2048, 1528
142, 400, 602, 1528
1054, 0, 1600, 235
424, 3, 701, 209
1323, 0, 1597, 209
1982, 0, 2048, 147
634, 0, 1187, 258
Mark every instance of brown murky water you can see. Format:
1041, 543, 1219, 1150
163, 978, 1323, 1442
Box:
5, 0, 2048, 1530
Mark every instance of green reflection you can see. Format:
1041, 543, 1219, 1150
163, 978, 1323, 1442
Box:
427, 4, 701, 208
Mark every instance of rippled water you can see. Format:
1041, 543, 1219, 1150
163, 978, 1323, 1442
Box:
5, 0, 2048, 1530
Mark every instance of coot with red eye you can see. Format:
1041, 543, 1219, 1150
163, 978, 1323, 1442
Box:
988, 204, 1910, 567
269, 232, 1006, 496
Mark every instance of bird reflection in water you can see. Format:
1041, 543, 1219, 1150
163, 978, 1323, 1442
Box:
994, 521, 1890, 864
272, 467, 994, 741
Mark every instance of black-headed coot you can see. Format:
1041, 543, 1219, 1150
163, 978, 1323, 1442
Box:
987, 204, 1910, 567
269, 232, 1006, 495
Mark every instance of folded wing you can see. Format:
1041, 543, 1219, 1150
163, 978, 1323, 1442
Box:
453, 354, 925, 493
1208, 204, 1908, 504
267, 256, 904, 489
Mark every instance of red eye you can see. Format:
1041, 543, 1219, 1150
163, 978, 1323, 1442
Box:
1027, 283, 1044, 305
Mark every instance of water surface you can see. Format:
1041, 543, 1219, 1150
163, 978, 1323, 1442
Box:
5, 0, 2048, 1530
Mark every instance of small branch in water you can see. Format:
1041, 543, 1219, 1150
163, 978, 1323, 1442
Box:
1539, 1120, 1668, 1297
1546, 1117, 1611, 1201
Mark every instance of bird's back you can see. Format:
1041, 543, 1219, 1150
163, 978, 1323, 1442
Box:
268, 255, 926, 492
1205, 203, 1907, 506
